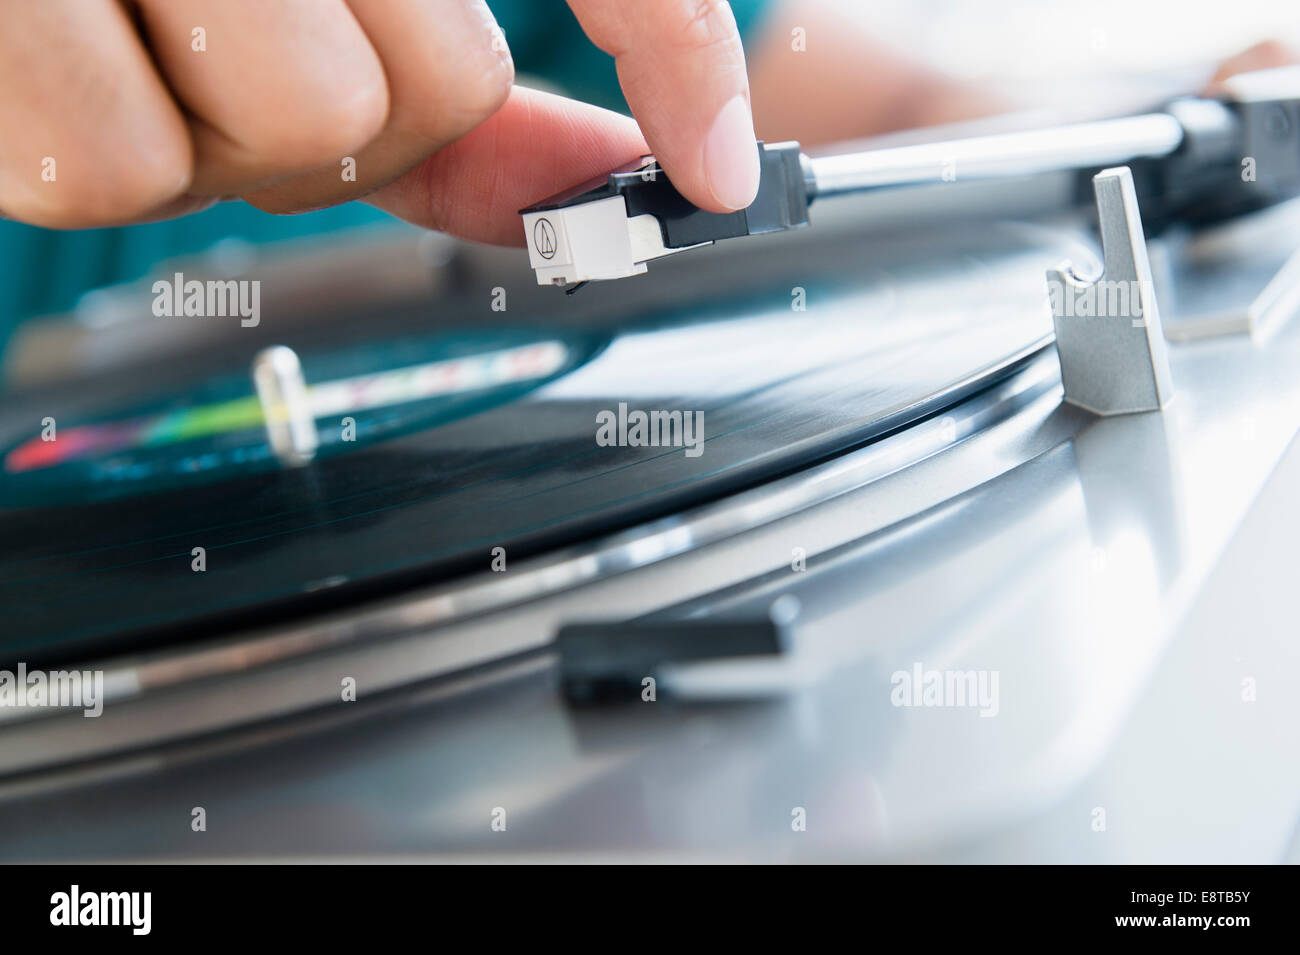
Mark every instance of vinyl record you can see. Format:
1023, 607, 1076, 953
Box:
0, 221, 1093, 665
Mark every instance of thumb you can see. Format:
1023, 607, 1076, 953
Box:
367, 85, 648, 246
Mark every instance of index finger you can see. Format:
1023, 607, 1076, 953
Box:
566, 0, 760, 213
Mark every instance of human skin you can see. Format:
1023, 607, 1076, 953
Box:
0, 0, 757, 232
0, 0, 1292, 245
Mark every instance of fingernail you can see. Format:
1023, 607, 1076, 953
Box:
704, 94, 760, 211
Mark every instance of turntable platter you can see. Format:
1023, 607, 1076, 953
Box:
0, 222, 1093, 665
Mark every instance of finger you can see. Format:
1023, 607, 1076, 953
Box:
367, 85, 648, 246
0, 0, 192, 228
244, 0, 513, 214
134, 0, 390, 195
565, 0, 759, 214
1204, 41, 1299, 93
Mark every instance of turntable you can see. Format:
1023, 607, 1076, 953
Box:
1, 74, 1299, 863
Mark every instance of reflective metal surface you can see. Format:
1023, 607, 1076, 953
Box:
809, 113, 1183, 196
1049, 166, 1173, 414
0, 343, 1058, 773
1, 200, 1297, 863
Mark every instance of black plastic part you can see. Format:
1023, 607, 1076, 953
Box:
520, 141, 811, 250
557, 617, 791, 705
1098, 96, 1300, 233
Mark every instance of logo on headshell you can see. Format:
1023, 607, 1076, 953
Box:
533, 218, 557, 259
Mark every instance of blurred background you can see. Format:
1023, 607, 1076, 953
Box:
841, 0, 1300, 79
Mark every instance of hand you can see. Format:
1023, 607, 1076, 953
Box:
0, 0, 761, 241
1203, 40, 1298, 93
